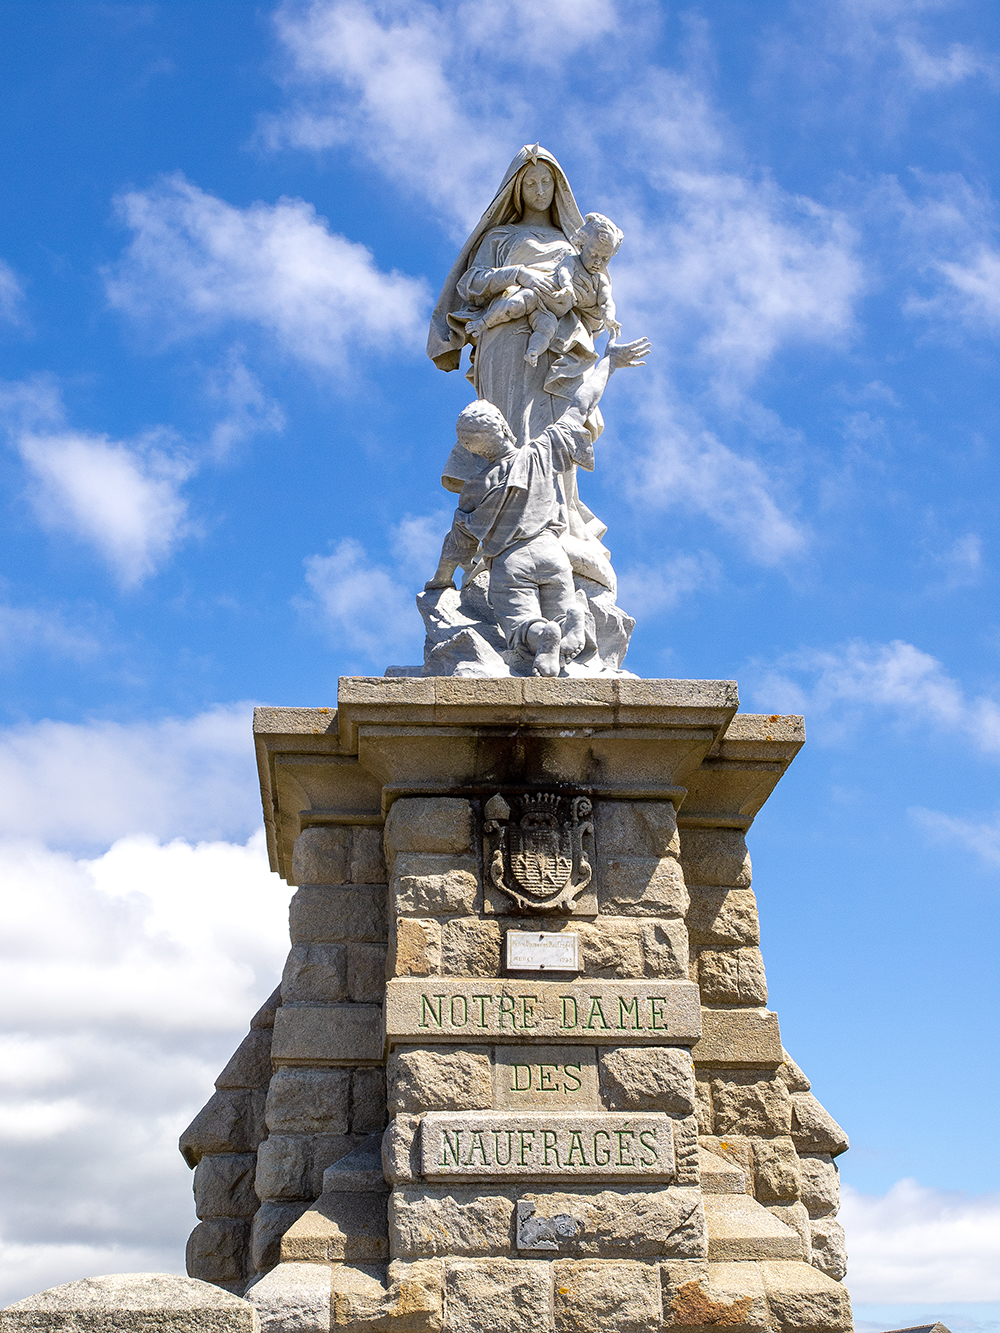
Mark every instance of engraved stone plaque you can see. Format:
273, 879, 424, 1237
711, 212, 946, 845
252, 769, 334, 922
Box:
506, 930, 579, 971
494, 1045, 599, 1108
420, 1111, 676, 1181
385, 978, 701, 1045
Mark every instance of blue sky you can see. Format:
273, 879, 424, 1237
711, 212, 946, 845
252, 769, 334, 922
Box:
0, 0, 998, 1323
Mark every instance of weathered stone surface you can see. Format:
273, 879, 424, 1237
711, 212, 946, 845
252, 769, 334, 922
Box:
680, 830, 751, 888
524, 1188, 705, 1258
662, 1259, 770, 1332
349, 944, 388, 1003
577, 919, 643, 978
265, 1069, 351, 1136
443, 1258, 551, 1333
554, 1258, 662, 1333
390, 1187, 514, 1257
673, 1117, 700, 1188
700, 1135, 751, 1179
598, 1046, 695, 1114
694, 1075, 713, 1135
244, 1261, 330, 1333
798, 1154, 839, 1218
442, 918, 501, 976
687, 888, 760, 948
217, 1031, 273, 1090
385, 980, 701, 1044
293, 826, 349, 886
186, 1218, 251, 1284
698, 1147, 746, 1195
251, 1202, 310, 1274
255, 1133, 365, 1201
281, 1190, 390, 1262
323, 1132, 387, 1192
383, 1114, 422, 1184
641, 921, 689, 979
690, 1009, 782, 1067
778, 1050, 811, 1093
271, 1005, 383, 1066
594, 802, 680, 859
281, 944, 347, 1004
702, 1195, 801, 1261
352, 1068, 388, 1135
180, 1089, 267, 1166
391, 918, 442, 978
598, 857, 688, 918
352, 827, 387, 884
751, 1137, 801, 1202
394, 856, 479, 915
810, 1216, 848, 1281
385, 798, 474, 857
326, 1259, 444, 1333
290, 886, 387, 945
763, 1201, 810, 1260
712, 1074, 792, 1137
194, 1153, 260, 1220
388, 1047, 492, 1114
0, 1274, 259, 1333
698, 949, 768, 1006
790, 1094, 849, 1156
421, 1112, 675, 1181
758, 1259, 852, 1329
251, 987, 282, 1032
494, 1046, 599, 1109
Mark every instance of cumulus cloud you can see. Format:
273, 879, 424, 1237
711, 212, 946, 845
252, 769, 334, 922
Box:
107, 173, 430, 370
300, 535, 423, 666
616, 552, 720, 619
842, 1179, 1000, 1303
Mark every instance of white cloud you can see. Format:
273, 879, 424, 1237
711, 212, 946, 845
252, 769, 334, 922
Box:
842, 1179, 1000, 1302
205, 348, 286, 458
0, 704, 260, 849
0, 604, 101, 665
390, 508, 453, 570
0, 259, 25, 326
300, 535, 423, 665
107, 173, 430, 370
616, 552, 720, 618
910, 806, 1000, 867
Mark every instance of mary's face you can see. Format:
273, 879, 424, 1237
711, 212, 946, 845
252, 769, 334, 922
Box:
520, 163, 555, 214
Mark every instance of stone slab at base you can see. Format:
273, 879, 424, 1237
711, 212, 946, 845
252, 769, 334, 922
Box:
0, 1274, 259, 1333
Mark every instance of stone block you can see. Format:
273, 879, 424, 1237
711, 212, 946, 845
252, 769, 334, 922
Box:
758, 1259, 852, 1330
698, 1147, 747, 1195
385, 798, 474, 856
662, 1259, 770, 1332
694, 1075, 713, 1135
687, 888, 760, 948
680, 830, 751, 888
349, 944, 388, 1002
442, 918, 501, 977
280, 943, 348, 1004
181, 1090, 267, 1166
392, 917, 442, 977
293, 825, 350, 886
250, 1201, 310, 1273
598, 1046, 695, 1114
265, 1068, 350, 1135
194, 1152, 260, 1220
692, 1010, 782, 1067
594, 802, 680, 858
673, 1117, 700, 1188
598, 857, 688, 918
578, 919, 643, 977
271, 1005, 383, 1066
329, 1265, 394, 1333
282, 1190, 390, 1262
763, 1202, 810, 1260
186, 1218, 251, 1284
383, 1113, 422, 1184
251, 986, 282, 1031
216, 1030, 273, 1090
779, 1050, 811, 1092
290, 885, 387, 945
380, 1259, 445, 1333
711, 1074, 792, 1137
702, 1195, 801, 1261
255, 1133, 363, 1201
0, 1274, 259, 1333
523, 1187, 705, 1258
244, 1261, 330, 1333
698, 948, 768, 1006
700, 1135, 752, 1181
494, 1046, 599, 1109
394, 855, 479, 915
390, 1187, 514, 1257
352, 1068, 388, 1134
387, 1047, 492, 1114
443, 1258, 551, 1333
790, 1094, 849, 1156
323, 1131, 387, 1192
641, 921, 689, 979
554, 1258, 662, 1333
751, 1137, 801, 1202
810, 1216, 848, 1281
352, 826, 388, 884
798, 1154, 839, 1218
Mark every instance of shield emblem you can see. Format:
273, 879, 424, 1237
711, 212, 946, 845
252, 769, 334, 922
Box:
484, 791, 593, 914
509, 826, 573, 898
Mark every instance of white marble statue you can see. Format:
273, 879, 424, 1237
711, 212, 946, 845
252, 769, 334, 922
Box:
398, 143, 650, 680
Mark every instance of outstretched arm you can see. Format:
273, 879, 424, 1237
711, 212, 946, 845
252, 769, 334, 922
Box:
562, 336, 652, 428
424, 520, 479, 591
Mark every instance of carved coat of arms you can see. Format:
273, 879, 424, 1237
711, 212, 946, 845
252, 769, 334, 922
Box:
483, 791, 593, 914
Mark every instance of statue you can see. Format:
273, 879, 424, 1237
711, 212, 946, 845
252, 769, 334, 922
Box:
409, 144, 650, 679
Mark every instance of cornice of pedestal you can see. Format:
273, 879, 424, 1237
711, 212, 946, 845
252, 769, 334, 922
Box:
679, 712, 805, 832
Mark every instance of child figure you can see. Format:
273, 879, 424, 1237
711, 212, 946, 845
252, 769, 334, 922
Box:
466, 213, 625, 368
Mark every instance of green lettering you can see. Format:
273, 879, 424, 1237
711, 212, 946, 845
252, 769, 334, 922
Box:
543, 1130, 559, 1166
463, 1131, 489, 1166
512, 1064, 532, 1092
498, 994, 518, 1029
562, 1063, 582, 1093
593, 1130, 611, 1166
441, 1130, 462, 1166
638, 1130, 658, 1165
518, 1129, 535, 1165
450, 995, 468, 1026
615, 1129, 636, 1165
538, 1064, 558, 1091
521, 995, 538, 1029
420, 994, 444, 1028
566, 1131, 588, 1166
618, 996, 642, 1030
649, 997, 668, 1030
585, 996, 610, 1030
560, 996, 578, 1028
472, 995, 491, 1027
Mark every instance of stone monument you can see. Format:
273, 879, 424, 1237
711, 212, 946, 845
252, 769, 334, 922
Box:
1, 146, 854, 1333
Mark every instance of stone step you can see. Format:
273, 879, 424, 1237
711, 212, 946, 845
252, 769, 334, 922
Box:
322, 1131, 387, 1193
699, 1147, 747, 1194
703, 1193, 804, 1261
280, 1190, 389, 1264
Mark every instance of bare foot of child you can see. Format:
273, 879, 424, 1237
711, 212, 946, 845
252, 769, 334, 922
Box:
531, 621, 562, 676
559, 603, 587, 661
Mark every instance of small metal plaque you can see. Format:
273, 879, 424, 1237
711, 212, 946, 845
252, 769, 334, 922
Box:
506, 931, 579, 972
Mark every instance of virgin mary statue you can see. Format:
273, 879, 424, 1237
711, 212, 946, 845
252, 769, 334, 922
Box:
427, 144, 614, 592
